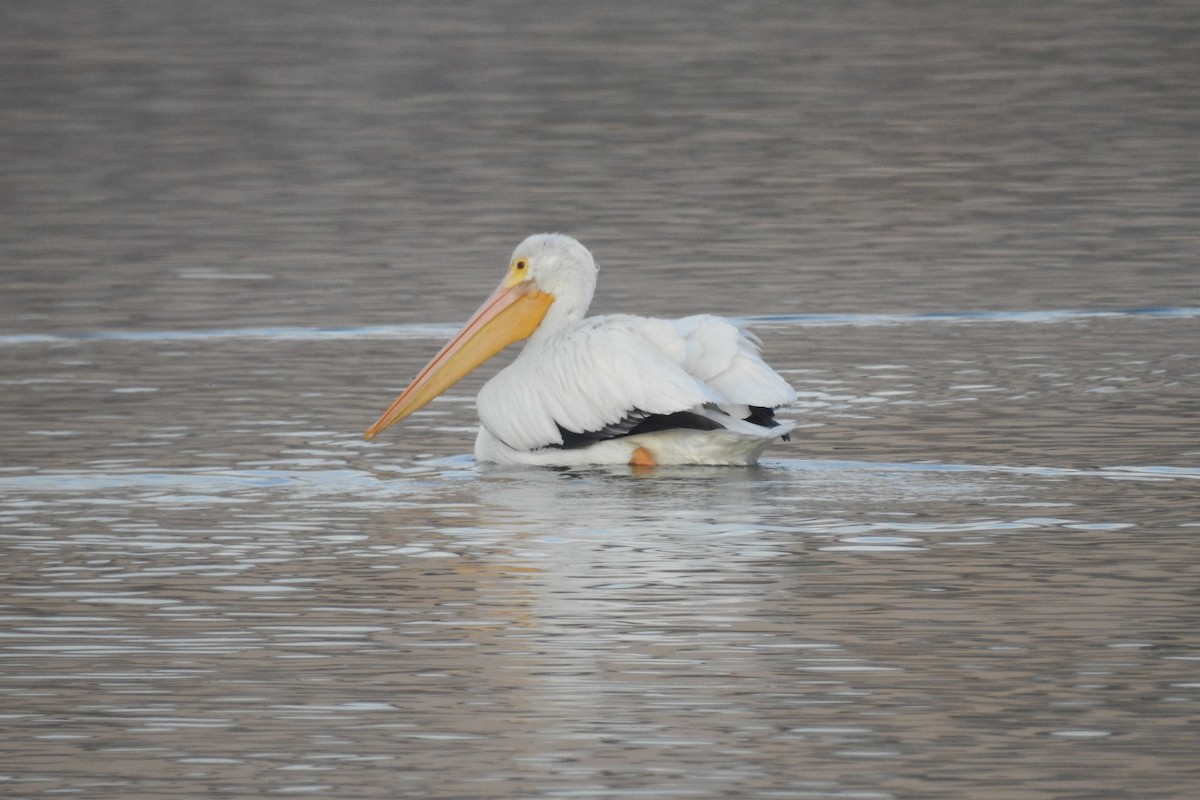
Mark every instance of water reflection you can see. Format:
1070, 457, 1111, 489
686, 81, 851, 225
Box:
3, 443, 1199, 796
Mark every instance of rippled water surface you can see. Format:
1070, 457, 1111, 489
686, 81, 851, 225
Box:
3, 2, 1199, 798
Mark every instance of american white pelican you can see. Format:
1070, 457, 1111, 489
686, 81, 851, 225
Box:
365, 234, 796, 466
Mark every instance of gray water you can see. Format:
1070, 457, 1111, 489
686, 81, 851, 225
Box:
2, 2, 1199, 798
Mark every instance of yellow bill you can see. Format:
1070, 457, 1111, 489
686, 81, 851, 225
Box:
365, 279, 552, 440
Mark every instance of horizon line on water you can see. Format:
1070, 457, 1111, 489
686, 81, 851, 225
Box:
1, 306, 1198, 346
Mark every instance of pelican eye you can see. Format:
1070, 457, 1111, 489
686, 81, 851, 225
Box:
504, 257, 533, 288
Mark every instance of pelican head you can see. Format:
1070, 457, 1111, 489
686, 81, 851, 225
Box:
511, 233, 597, 331
365, 233, 595, 441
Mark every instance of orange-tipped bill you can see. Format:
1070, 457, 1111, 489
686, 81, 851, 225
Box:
365, 280, 552, 440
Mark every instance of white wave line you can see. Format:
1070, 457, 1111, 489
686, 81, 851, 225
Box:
742, 306, 1200, 328
1, 307, 1197, 346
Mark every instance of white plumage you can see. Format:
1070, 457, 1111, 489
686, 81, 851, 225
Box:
476, 313, 795, 464
366, 234, 797, 467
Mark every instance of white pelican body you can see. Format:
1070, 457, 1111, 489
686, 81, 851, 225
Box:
367, 234, 796, 467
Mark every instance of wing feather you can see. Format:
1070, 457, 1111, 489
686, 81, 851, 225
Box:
476, 314, 794, 452
671, 315, 797, 408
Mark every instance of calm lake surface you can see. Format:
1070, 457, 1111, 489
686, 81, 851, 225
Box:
2, 2, 1198, 798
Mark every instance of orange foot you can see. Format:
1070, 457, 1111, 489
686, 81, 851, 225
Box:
629, 446, 656, 470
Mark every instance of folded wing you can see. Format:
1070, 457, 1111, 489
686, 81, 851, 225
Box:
477, 314, 796, 452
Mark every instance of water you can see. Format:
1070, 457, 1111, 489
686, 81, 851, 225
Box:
2, 2, 1199, 798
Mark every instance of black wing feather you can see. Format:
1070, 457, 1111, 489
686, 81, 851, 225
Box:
553, 409, 723, 450
551, 405, 789, 450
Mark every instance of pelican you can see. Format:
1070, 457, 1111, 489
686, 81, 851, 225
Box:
365, 234, 796, 466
